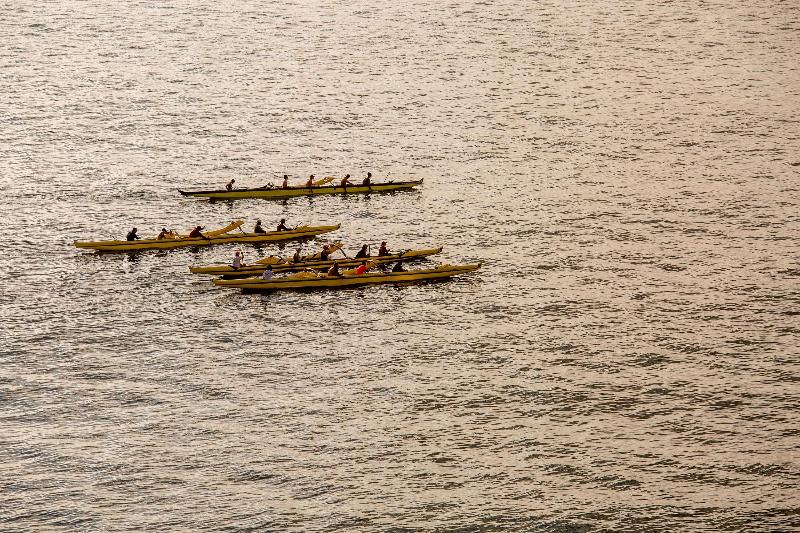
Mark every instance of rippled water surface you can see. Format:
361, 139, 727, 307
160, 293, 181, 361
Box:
2, 0, 799, 531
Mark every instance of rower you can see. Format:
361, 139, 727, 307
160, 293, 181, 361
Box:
189, 225, 209, 239
306, 175, 315, 187
355, 261, 369, 275
292, 248, 302, 263
282, 175, 289, 189
362, 172, 372, 186
378, 241, 390, 256
253, 219, 266, 233
126, 228, 139, 241
276, 218, 288, 231
326, 262, 342, 277
355, 244, 369, 259
340, 174, 351, 187
392, 261, 405, 272
156, 228, 170, 240
261, 265, 274, 280
319, 244, 331, 261
226, 179, 235, 191
231, 251, 244, 269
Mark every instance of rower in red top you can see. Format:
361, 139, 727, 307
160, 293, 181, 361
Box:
354, 261, 369, 275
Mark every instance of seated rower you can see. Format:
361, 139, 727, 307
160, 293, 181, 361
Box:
306, 174, 315, 187
261, 265, 274, 280
282, 175, 289, 189
253, 219, 266, 233
362, 172, 372, 186
126, 227, 139, 241
392, 261, 405, 272
292, 248, 302, 263
189, 225, 209, 239
276, 218, 288, 231
355, 261, 369, 275
226, 178, 235, 191
326, 262, 342, 277
319, 244, 331, 261
355, 244, 369, 259
157, 228, 170, 240
340, 174, 351, 187
231, 251, 245, 269
378, 241, 390, 256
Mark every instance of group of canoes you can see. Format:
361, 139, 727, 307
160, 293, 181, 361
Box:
74, 175, 480, 291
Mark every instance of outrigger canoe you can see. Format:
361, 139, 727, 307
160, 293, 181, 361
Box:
74, 221, 340, 253
190, 247, 444, 278
178, 179, 423, 200
212, 263, 481, 291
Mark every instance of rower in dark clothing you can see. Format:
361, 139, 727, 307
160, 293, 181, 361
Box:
355, 244, 369, 259
292, 248, 302, 263
276, 218, 288, 231
326, 262, 342, 277
378, 241, 390, 256
392, 261, 405, 272
319, 244, 331, 261
253, 219, 266, 233
340, 174, 351, 187
362, 172, 372, 186
126, 228, 139, 241
189, 225, 209, 239
226, 179, 235, 191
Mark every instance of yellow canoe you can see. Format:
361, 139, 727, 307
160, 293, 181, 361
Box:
189, 247, 444, 278
74, 222, 340, 253
178, 179, 423, 200
212, 263, 480, 291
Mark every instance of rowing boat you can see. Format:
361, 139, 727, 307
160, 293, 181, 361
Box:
74, 222, 340, 253
211, 263, 480, 291
178, 179, 423, 200
189, 247, 444, 278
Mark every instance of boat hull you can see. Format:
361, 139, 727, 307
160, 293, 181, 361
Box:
178, 180, 423, 200
212, 263, 481, 291
190, 247, 444, 278
74, 224, 340, 253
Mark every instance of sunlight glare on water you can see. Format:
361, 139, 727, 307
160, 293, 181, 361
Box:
1, 0, 799, 530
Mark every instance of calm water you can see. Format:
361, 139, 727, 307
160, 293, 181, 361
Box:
1, 0, 799, 530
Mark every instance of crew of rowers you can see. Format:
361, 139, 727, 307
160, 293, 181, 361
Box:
231, 240, 404, 277
126, 220, 291, 241
226, 173, 374, 190
253, 218, 289, 233
125, 226, 207, 241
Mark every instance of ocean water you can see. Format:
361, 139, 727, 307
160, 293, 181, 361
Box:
1, 0, 799, 530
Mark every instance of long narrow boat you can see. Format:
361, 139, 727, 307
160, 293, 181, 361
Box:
74, 222, 340, 253
190, 247, 444, 278
178, 179, 423, 200
212, 263, 481, 291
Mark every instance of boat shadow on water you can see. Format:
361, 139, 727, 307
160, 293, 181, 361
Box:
238, 276, 473, 294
